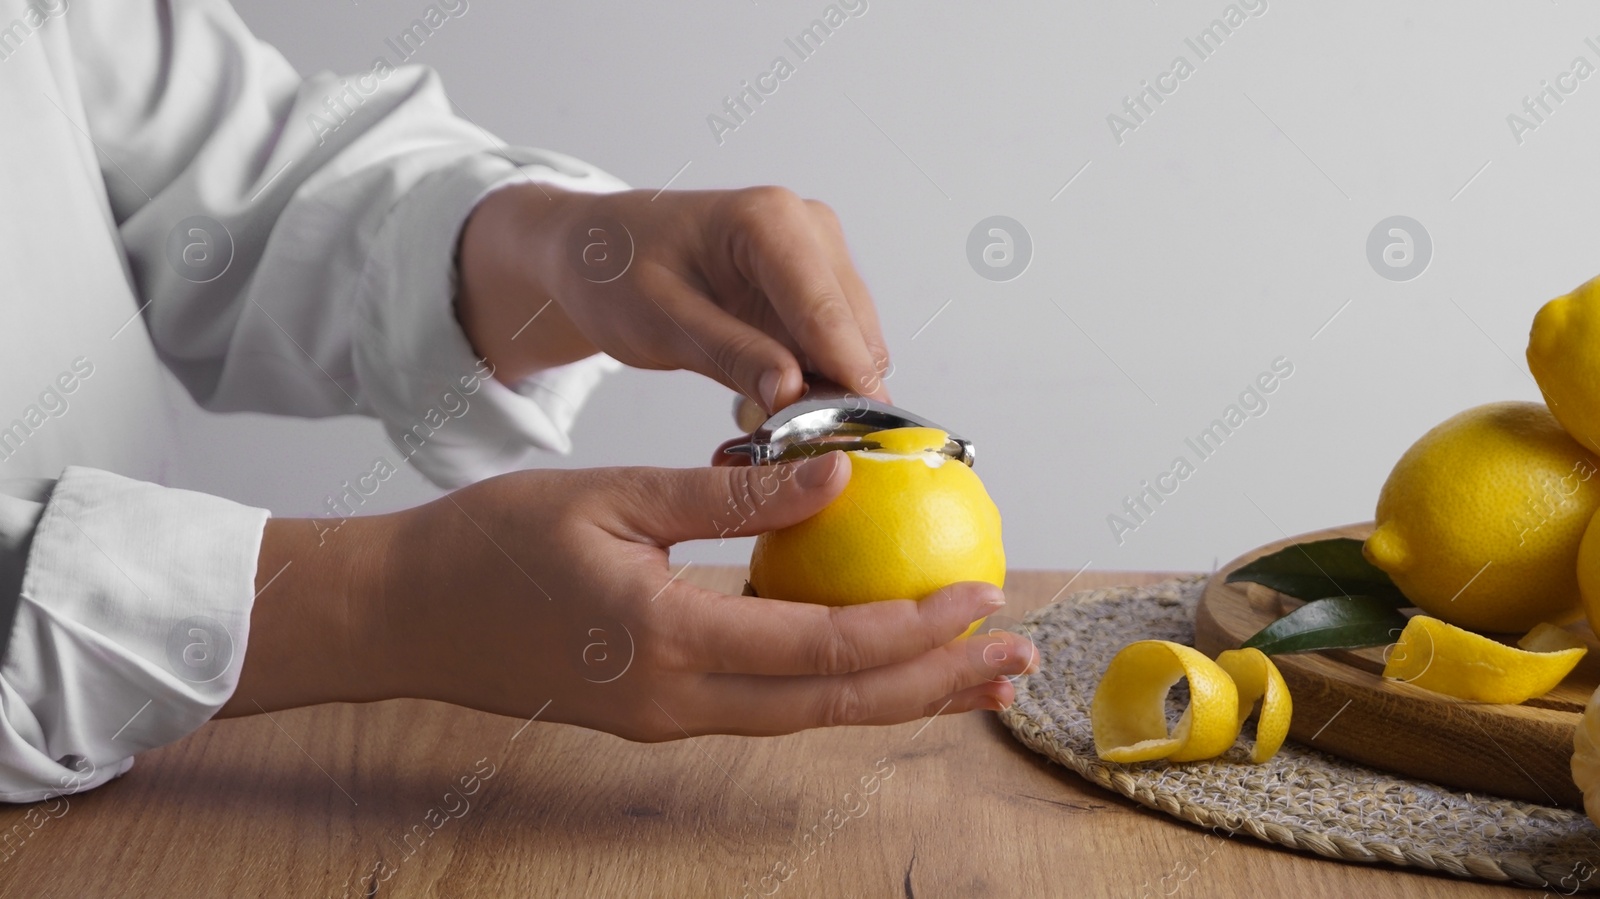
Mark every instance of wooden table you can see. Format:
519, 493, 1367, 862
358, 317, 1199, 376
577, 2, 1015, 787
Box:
0, 569, 1535, 898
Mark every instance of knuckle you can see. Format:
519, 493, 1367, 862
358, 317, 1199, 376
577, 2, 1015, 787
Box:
720, 465, 763, 517
804, 199, 841, 230
710, 328, 766, 387
946, 650, 980, 695
741, 185, 801, 215
924, 609, 960, 655
817, 680, 870, 728
801, 300, 855, 339
743, 461, 790, 504
853, 355, 892, 396
809, 608, 865, 676
730, 186, 807, 234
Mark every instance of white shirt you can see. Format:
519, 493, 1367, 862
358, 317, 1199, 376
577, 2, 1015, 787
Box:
0, 0, 622, 801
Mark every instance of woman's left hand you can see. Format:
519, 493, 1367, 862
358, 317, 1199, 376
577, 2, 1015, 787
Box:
456, 183, 893, 414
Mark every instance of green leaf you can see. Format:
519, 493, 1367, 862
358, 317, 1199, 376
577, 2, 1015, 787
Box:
1240, 596, 1410, 655
1226, 537, 1410, 607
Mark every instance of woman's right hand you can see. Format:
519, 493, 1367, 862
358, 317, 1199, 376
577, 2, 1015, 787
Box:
225, 453, 1037, 740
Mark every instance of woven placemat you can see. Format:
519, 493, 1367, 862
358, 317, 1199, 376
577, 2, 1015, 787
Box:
997, 575, 1600, 891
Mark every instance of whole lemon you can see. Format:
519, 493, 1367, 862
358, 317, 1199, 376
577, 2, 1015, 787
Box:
749, 427, 1004, 636
1363, 401, 1599, 633
1529, 275, 1600, 455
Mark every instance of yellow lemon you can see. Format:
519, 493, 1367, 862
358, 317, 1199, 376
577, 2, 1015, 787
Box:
749, 427, 1004, 638
1091, 640, 1241, 763
1215, 648, 1293, 763
1517, 621, 1589, 653
1529, 275, 1600, 457
1573, 686, 1600, 828
1576, 512, 1600, 637
1363, 401, 1600, 633
1382, 615, 1586, 704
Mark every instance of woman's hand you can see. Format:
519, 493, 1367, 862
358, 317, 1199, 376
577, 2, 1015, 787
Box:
223, 453, 1035, 739
455, 184, 892, 414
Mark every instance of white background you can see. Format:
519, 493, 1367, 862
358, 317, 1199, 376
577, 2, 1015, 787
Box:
172, 0, 1600, 574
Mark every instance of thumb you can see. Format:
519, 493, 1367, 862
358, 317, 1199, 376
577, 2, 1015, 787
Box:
621, 453, 849, 545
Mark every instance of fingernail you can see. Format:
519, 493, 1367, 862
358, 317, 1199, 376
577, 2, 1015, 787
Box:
798, 452, 840, 489
758, 369, 782, 413
978, 588, 1006, 612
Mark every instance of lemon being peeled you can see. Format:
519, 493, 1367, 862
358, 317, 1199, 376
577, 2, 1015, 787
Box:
749, 427, 1004, 637
1362, 401, 1599, 633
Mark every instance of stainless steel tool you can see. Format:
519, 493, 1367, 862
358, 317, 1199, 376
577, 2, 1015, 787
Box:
715, 376, 976, 467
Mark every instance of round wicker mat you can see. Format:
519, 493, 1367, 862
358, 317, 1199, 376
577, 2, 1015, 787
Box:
996, 576, 1600, 891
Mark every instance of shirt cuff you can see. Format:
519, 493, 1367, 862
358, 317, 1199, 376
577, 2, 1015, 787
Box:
351, 148, 628, 489
0, 468, 267, 803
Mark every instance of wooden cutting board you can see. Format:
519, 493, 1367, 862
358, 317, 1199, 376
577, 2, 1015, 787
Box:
1195, 523, 1600, 809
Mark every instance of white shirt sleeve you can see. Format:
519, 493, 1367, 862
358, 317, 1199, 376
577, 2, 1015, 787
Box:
0, 0, 639, 801
70, 0, 627, 489
0, 468, 267, 803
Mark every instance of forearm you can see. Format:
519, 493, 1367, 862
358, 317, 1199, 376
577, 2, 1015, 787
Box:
456, 182, 599, 384
216, 517, 397, 717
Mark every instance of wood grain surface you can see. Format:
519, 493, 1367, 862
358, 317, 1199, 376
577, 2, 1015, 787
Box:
1195, 523, 1598, 809
0, 568, 1559, 898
